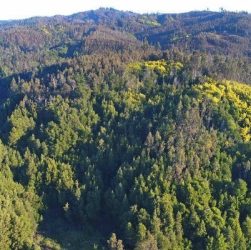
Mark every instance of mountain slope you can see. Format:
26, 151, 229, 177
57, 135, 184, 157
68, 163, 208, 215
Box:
0, 8, 250, 76
0, 8, 251, 250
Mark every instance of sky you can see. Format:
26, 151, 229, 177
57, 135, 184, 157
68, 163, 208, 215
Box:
1, 0, 250, 20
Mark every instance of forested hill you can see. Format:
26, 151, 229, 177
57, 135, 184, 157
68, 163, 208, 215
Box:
0, 8, 250, 75
1, 8, 251, 250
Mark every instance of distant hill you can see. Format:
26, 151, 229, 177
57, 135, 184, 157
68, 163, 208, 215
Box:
0, 8, 250, 75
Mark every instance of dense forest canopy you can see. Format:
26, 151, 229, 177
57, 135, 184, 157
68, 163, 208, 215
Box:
0, 8, 251, 250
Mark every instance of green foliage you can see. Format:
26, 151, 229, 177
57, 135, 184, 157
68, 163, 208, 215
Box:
134, 232, 158, 250
0, 11, 251, 248
8, 99, 36, 145
2, 72, 251, 249
0, 173, 40, 249
107, 233, 124, 250
127, 60, 183, 76
194, 80, 251, 142
138, 15, 161, 27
